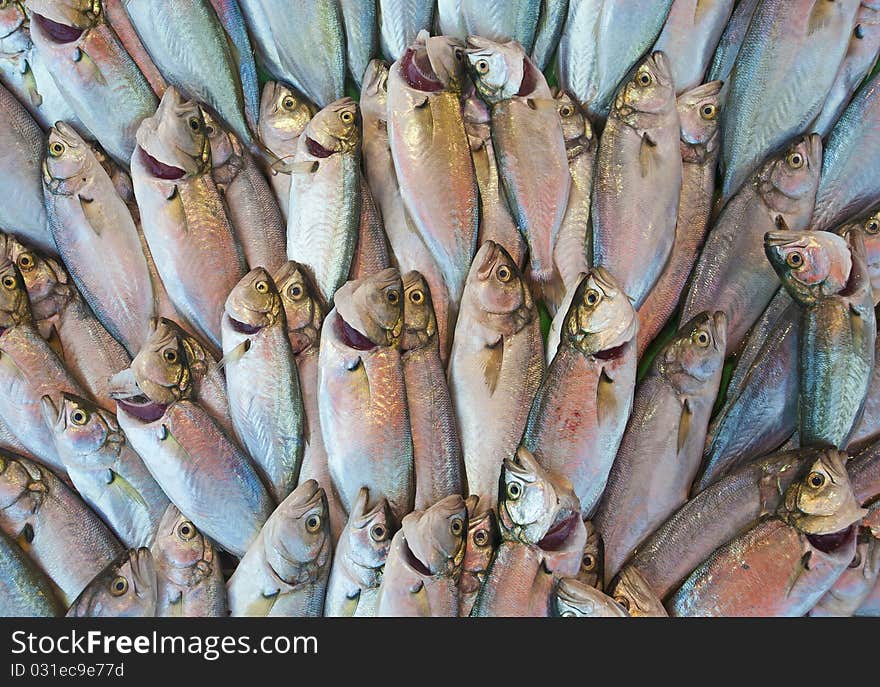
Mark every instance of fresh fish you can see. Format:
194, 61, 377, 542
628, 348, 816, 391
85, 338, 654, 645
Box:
466, 37, 570, 301
0, 526, 61, 617
67, 547, 156, 617
0, 81, 50, 253
228, 480, 331, 616
531, 0, 569, 71
637, 82, 722, 356
27, 0, 157, 165
340, 0, 377, 86
350, 180, 391, 280
400, 271, 463, 510
222, 268, 304, 503
132, 87, 246, 350
207, 0, 260, 133
42, 392, 168, 548
553, 578, 628, 617
458, 496, 497, 617
286, 97, 361, 306
123, 0, 254, 147
387, 33, 478, 311
42, 123, 156, 354
652, 0, 734, 93
719, 0, 859, 201
0, 454, 123, 606
102, 0, 166, 96
448, 242, 544, 507
376, 494, 466, 617
523, 269, 637, 514
557, 0, 674, 119
456, 0, 541, 53
203, 111, 286, 274
319, 269, 413, 521
150, 504, 227, 617
256, 82, 315, 222
378, 0, 434, 62
324, 487, 395, 617
682, 134, 822, 354
592, 52, 682, 308
707, 0, 759, 84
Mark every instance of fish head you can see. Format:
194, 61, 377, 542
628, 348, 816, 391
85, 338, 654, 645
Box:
0, 258, 30, 332
344, 487, 396, 576
27, 0, 99, 30
607, 567, 667, 617
151, 504, 213, 577
465, 35, 527, 102
68, 548, 157, 618
658, 311, 727, 393
3, 239, 70, 324
400, 494, 467, 577
43, 122, 91, 190
466, 241, 533, 336
764, 230, 852, 305
677, 81, 722, 162
835, 210, 880, 301
0, 453, 36, 511
136, 87, 209, 178
781, 449, 867, 536
334, 268, 403, 349
554, 90, 594, 154
225, 268, 283, 332
562, 268, 637, 356
201, 109, 235, 169
397, 31, 466, 94
41, 393, 121, 471
761, 134, 822, 205
554, 578, 626, 617
578, 519, 604, 590
273, 261, 324, 354
258, 82, 315, 153
264, 480, 331, 584
303, 97, 359, 156
400, 271, 437, 352
616, 51, 675, 117
360, 60, 390, 122
460, 495, 498, 595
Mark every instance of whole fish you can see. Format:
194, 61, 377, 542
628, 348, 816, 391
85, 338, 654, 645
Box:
203, 111, 286, 273
350, 180, 391, 280
378, 0, 434, 62
67, 547, 157, 617
681, 134, 822, 354
0, 81, 51, 253
27, 0, 157, 165
707, 0, 759, 84
324, 487, 395, 617
256, 82, 315, 221
286, 97, 361, 306
0, 454, 123, 606
340, 0, 376, 86
522, 269, 637, 515
531, 0, 569, 71
150, 504, 227, 617
319, 269, 413, 521
42, 122, 155, 354
595, 312, 727, 580
400, 271, 463, 510
553, 578, 628, 617
376, 494, 466, 617
557, 0, 674, 119
42, 392, 168, 548
466, 37, 570, 302
448, 241, 544, 507
810, 515, 880, 616
0, 526, 61, 617
387, 33, 478, 311
592, 52, 682, 309
207, 0, 260, 133
458, 496, 497, 617
719, 0, 859, 201
123, 0, 254, 147
228, 480, 331, 616
132, 87, 246, 350
637, 82, 722, 356
222, 268, 303, 503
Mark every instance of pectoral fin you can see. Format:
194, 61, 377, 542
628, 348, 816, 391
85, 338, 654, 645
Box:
482, 340, 504, 395
639, 133, 657, 178
596, 369, 616, 426
677, 398, 693, 455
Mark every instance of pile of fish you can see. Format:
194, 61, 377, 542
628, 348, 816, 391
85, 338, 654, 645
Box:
1, 0, 879, 619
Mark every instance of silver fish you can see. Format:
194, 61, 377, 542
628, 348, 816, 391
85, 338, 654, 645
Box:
207, 0, 260, 133
707, 0, 759, 84
449, 0, 541, 52
340, 0, 377, 86
378, 0, 434, 62
67, 547, 157, 617
531, 0, 569, 71
0, 526, 62, 617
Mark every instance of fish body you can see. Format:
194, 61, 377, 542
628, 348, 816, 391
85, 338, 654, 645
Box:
350, 180, 391, 280
207, 0, 260, 133
707, 0, 759, 84
0, 527, 62, 617
531, 0, 569, 71
810, 516, 880, 617
340, 0, 377, 86
378, 0, 434, 62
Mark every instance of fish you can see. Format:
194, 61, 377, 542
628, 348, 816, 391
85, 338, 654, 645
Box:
222, 268, 304, 503
522, 269, 637, 515
101, 0, 166, 96
849, 435, 880, 506
387, 32, 478, 312
132, 86, 246, 350
203, 110, 287, 274
465, 37, 570, 302
350, 180, 392, 280
286, 97, 361, 307
378, 0, 434, 61
637, 81, 723, 356
849, 331, 880, 452
592, 52, 682, 309
531, 0, 569, 71
448, 0, 541, 53
578, 519, 604, 590
42, 122, 156, 354
319, 268, 414, 521
256, 82, 315, 222
324, 487, 396, 617
557, 0, 675, 119
707, 0, 759, 84
652, 0, 735, 93
227, 480, 331, 616
458, 496, 497, 616
605, 566, 668, 617
553, 577, 628, 617
150, 504, 227, 617
376, 494, 466, 617
67, 547, 157, 617
681, 134, 822, 354
0, 526, 62, 617
340, 0, 377, 86
0, 453, 123, 606
719, 0, 860, 201
27, 0, 157, 165
448, 241, 544, 507
41, 392, 168, 548
400, 271, 463, 510
0, 81, 51, 254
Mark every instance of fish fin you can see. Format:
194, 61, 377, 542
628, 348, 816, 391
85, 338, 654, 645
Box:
45, 324, 65, 361
73, 48, 108, 86
105, 469, 150, 511
639, 133, 657, 178
217, 339, 250, 370
165, 185, 179, 202
482, 340, 504, 395
340, 590, 361, 617
596, 369, 616, 426
785, 551, 812, 598
77, 194, 107, 236
21, 61, 43, 108
276, 159, 318, 175
413, 95, 430, 109
693, 0, 712, 23
807, 1, 835, 35
677, 398, 693, 455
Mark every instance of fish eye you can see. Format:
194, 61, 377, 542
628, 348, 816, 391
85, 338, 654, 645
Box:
305, 514, 322, 533
282, 95, 297, 110
340, 110, 355, 124
865, 218, 880, 235
614, 595, 630, 611
450, 517, 464, 536
475, 59, 490, 75
369, 524, 387, 542
162, 348, 178, 363
49, 140, 65, 157
692, 330, 711, 347
409, 289, 424, 304
287, 283, 304, 300
559, 104, 574, 118
386, 289, 400, 305
808, 471, 825, 488
473, 529, 489, 547
506, 481, 522, 501
700, 104, 717, 121
786, 251, 804, 269
110, 576, 128, 597
177, 520, 197, 541
582, 554, 596, 571
636, 71, 652, 87
17, 253, 33, 270
255, 280, 270, 294
496, 265, 512, 283
188, 117, 201, 132
585, 288, 601, 306
786, 152, 804, 169
1, 275, 16, 290
70, 408, 89, 426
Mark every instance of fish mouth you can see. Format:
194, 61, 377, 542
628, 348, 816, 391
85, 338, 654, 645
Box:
808, 525, 856, 554
138, 146, 186, 180
401, 45, 443, 92
402, 538, 432, 577
516, 57, 537, 97
227, 315, 264, 335
116, 396, 168, 423
592, 341, 629, 360
32, 13, 83, 43
305, 137, 334, 159
538, 511, 581, 551
334, 313, 377, 351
